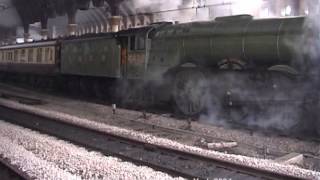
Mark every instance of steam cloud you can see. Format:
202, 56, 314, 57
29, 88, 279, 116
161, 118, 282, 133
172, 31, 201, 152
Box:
120, 0, 212, 22
120, 0, 270, 22
199, 1, 320, 134
122, 0, 320, 134
122, 0, 184, 12
0, 0, 21, 28
4, 0, 320, 133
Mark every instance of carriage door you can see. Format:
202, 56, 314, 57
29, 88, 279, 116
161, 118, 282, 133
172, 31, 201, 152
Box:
126, 35, 146, 79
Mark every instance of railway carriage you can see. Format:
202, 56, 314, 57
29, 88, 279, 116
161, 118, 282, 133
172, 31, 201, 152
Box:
0, 41, 59, 74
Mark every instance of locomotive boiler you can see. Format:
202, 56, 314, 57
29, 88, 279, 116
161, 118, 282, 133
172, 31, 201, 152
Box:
0, 15, 318, 133
147, 15, 308, 118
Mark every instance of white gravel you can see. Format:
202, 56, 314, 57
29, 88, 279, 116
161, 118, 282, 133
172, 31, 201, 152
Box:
0, 120, 184, 180
0, 98, 319, 179
0, 131, 79, 179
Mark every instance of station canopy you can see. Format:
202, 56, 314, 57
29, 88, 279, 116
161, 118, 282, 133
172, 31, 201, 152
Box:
0, 0, 151, 41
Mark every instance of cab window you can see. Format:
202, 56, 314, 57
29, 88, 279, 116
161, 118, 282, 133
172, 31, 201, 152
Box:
137, 36, 145, 50
129, 35, 145, 51
130, 36, 135, 51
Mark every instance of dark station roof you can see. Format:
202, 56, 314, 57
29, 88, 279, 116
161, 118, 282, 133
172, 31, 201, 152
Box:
0, 0, 127, 42
0, 0, 193, 41
0, 0, 20, 41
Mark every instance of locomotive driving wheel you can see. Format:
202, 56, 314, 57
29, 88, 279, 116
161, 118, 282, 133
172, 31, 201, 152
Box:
173, 69, 208, 116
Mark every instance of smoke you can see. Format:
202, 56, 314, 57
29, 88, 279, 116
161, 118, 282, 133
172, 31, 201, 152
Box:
120, 0, 185, 22
120, 0, 212, 22
120, 0, 276, 23
304, 0, 320, 61
122, 0, 184, 12
293, 0, 320, 134
119, 0, 313, 133
230, 0, 264, 16
199, 1, 320, 134
0, 0, 21, 28
198, 72, 306, 133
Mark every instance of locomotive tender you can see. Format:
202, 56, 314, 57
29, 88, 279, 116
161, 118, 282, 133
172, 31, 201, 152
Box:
0, 15, 318, 131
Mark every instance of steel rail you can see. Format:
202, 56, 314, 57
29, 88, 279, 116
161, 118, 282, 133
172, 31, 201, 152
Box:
0, 156, 29, 180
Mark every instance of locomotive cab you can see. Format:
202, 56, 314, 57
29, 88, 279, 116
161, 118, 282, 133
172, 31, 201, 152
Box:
118, 23, 170, 80
118, 27, 152, 80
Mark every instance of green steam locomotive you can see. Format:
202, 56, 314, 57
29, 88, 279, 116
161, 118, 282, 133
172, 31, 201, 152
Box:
0, 15, 318, 132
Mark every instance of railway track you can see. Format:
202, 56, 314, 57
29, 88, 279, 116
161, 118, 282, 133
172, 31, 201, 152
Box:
0, 84, 320, 171
0, 100, 306, 180
0, 92, 44, 105
0, 156, 29, 180
1, 82, 319, 143
0, 86, 308, 159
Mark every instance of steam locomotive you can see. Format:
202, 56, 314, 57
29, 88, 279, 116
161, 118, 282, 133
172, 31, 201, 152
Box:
0, 15, 319, 133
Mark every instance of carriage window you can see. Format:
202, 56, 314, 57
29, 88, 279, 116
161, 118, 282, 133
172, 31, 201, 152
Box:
14, 50, 18, 62
8, 52, 13, 61
1, 51, 4, 61
45, 48, 50, 62
28, 49, 34, 62
37, 48, 42, 62
21, 49, 26, 62
49, 49, 53, 62
21, 49, 25, 56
